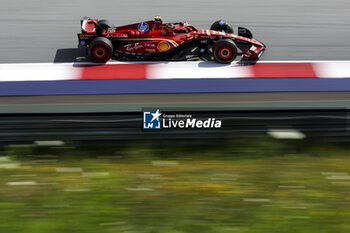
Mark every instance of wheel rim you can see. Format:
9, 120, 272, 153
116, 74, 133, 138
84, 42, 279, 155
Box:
92, 46, 107, 59
218, 46, 233, 60
89, 41, 112, 63
214, 41, 237, 64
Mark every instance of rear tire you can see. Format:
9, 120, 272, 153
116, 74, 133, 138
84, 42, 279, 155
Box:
213, 39, 237, 64
88, 37, 113, 63
98, 19, 115, 30
96, 19, 114, 35
210, 20, 233, 33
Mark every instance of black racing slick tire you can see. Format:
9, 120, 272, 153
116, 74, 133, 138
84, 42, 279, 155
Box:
98, 19, 115, 30
213, 39, 237, 64
88, 37, 113, 63
210, 20, 234, 33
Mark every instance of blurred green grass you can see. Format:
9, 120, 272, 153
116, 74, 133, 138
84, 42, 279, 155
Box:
1, 139, 350, 233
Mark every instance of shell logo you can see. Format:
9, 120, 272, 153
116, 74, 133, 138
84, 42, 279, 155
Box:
157, 41, 170, 52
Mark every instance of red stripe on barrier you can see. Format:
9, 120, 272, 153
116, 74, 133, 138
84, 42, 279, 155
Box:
250, 63, 317, 78
79, 64, 148, 80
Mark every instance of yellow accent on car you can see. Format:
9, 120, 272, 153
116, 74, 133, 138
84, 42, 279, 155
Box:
117, 38, 179, 47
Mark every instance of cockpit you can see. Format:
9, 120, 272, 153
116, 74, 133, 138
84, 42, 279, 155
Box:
153, 16, 197, 34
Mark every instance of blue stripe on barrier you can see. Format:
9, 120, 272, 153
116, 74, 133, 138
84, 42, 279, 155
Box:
1, 79, 350, 96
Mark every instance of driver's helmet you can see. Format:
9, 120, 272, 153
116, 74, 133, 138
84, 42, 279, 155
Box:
154, 15, 162, 22
165, 23, 175, 32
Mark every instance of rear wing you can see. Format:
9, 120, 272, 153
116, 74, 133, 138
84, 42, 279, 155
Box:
81, 16, 98, 33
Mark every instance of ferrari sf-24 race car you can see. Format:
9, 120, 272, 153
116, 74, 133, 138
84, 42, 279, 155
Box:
77, 16, 266, 64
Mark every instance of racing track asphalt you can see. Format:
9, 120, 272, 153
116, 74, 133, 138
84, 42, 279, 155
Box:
2, 92, 350, 114
0, 0, 349, 63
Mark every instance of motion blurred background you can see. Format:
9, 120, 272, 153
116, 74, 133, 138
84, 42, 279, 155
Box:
1, 0, 350, 233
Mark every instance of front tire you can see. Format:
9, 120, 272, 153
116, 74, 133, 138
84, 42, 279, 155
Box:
213, 39, 237, 64
210, 20, 234, 33
88, 37, 113, 63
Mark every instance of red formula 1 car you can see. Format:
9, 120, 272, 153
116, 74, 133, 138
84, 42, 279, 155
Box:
77, 16, 266, 64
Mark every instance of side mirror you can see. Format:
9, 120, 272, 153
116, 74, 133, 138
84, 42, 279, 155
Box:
238, 27, 253, 39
